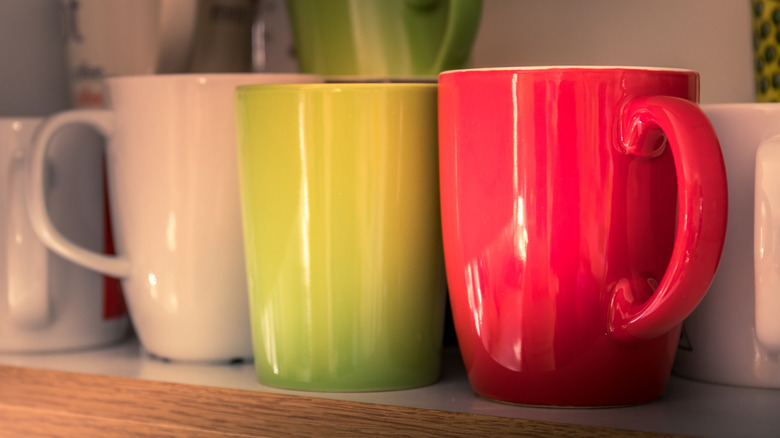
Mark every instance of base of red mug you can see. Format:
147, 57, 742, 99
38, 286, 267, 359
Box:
466, 374, 668, 408
470, 381, 665, 408
464, 362, 669, 408
460, 337, 675, 407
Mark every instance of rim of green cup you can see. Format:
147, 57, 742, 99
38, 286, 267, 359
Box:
236, 82, 439, 94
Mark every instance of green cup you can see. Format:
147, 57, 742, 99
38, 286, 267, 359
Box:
286, 0, 482, 77
235, 83, 446, 391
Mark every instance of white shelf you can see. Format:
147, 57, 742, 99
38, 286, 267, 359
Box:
2, 335, 779, 437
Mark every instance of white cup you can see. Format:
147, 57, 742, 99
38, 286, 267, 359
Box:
0, 118, 129, 352
673, 103, 780, 388
0, 0, 71, 116
26, 73, 322, 362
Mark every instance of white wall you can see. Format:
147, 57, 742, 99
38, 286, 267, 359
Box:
469, 0, 754, 103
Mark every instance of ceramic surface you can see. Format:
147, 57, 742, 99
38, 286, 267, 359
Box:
674, 103, 780, 388
235, 83, 446, 390
26, 74, 321, 362
286, 0, 482, 76
438, 67, 728, 406
1, 118, 128, 352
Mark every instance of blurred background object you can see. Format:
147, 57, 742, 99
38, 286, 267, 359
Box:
61, 0, 258, 108
188, 0, 257, 73
0, 0, 756, 113
0, 0, 71, 116
252, 0, 298, 72
752, 0, 780, 101
285, 0, 482, 77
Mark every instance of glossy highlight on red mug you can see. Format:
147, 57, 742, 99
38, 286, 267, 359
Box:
438, 67, 728, 407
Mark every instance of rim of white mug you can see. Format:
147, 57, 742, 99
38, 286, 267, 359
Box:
440, 66, 697, 76
323, 75, 438, 83
105, 73, 323, 84
700, 102, 780, 109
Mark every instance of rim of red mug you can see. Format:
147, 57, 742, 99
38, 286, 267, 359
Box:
439, 65, 698, 75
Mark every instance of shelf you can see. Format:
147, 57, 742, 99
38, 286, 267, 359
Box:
2, 336, 779, 437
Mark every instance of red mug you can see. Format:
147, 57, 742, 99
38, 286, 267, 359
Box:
438, 67, 728, 407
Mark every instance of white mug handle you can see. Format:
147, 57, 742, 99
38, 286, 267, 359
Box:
7, 143, 49, 328
26, 110, 131, 279
754, 134, 780, 350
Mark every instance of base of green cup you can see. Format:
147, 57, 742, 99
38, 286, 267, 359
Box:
255, 363, 442, 392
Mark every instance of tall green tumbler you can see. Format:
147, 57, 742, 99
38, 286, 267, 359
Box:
235, 83, 446, 391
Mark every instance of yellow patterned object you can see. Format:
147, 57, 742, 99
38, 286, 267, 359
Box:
754, 0, 780, 101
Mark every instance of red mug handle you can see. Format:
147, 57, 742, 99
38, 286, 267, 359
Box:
609, 96, 728, 341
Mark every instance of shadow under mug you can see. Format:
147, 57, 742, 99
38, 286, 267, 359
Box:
235, 82, 446, 391
1, 118, 129, 352
438, 66, 728, 407
26, 73, 321, 362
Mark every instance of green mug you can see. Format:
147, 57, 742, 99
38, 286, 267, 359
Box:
286, 0, 482, 77
235, 83, 446, 391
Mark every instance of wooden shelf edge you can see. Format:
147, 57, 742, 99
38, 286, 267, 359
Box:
0, 365, 690, 437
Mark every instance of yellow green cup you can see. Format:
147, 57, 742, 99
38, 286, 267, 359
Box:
235, 83, 446, 391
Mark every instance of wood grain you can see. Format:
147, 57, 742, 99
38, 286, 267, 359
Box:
0, 404, 241, 437
0, 365, 689, 437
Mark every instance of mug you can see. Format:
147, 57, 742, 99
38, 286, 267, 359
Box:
674, 103, 780, 388
0, 0, 71, 116
26, 73, 321, 362
438, 67, 728, 407
1, 118, 129, 352
235, 83, 446, 390
61, 0, 256, 108
286, 0, 483, 77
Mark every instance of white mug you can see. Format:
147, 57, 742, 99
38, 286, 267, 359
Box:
673, 103, 780, 388
26, 73, 321, 362
1, 118, 129, 352
0, 0, 71, 116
